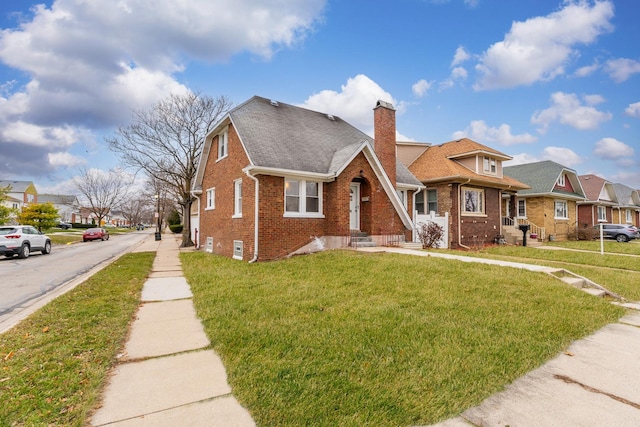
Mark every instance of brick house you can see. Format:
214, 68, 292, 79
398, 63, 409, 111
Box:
576, 174, 618, 237
398, 138, 529, 248
192, 96, 423, 261
611, 183, 640, 226
504, 161, 586, 241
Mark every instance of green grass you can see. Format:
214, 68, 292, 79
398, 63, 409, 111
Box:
0, 252, 155, 426
544, 239, 640, 255
446, 244, 640, 301
181, 250, 625, 426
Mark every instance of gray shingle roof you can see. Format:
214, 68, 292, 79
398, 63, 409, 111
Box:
612, 183, 640, 207
229, 96, 421, 186
504, 160, 584, 198
0, 180, 34, 193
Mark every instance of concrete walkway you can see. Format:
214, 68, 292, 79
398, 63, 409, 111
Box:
90, 232, 255, 427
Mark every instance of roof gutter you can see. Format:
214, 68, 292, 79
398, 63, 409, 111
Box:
243, 168, 260, 263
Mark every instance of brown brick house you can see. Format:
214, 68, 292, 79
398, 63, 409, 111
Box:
192, 96, 423, 261
398, 139, 529, 248
504, 161, 586, 241
576, 174, 618, 238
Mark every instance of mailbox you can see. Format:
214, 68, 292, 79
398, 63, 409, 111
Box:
518, 224, 530, 246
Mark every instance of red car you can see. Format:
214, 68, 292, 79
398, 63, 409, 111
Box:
83, 227, 109, 242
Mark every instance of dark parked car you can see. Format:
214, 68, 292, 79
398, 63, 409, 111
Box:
56, 222, 72, 229
0, 225, 51, 259
593, 223, 639, 242
83, 227, 109, 242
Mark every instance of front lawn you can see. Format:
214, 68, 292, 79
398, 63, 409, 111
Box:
182, 250, 624, 426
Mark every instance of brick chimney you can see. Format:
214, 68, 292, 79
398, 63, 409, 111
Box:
373, 100, 396, 188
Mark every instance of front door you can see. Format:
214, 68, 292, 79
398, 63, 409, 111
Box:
350, 183, 360, 230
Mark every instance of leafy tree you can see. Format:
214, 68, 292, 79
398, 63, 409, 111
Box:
0, 184, 15, 225
167, 209, 181, 226
107, 91, 232, 247
17, 202, 59, 231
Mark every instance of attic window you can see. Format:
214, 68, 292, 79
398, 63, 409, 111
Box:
483, 157, 497, 175
557, 174, 566, 187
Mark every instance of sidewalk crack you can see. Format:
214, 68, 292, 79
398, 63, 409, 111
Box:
554, 374, 640, 410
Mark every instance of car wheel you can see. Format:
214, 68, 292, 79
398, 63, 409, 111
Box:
615, 234, 628, 242
18, 244, 30, 259
42, 241, 52, 255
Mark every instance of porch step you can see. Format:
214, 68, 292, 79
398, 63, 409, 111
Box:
349, 233, 377, 248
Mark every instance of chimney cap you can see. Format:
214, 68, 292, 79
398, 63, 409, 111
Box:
375, 100, 395, 110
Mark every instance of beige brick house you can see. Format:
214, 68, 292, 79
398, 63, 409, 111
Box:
192, 96, 423, 261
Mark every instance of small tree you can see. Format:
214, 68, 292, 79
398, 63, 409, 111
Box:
0, 185, 15, 225
73, 168, 132, 227
17, 202, 59, 231
416, 221, 444, 249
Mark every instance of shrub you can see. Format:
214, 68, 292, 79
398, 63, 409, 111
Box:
169, 224, 183, 234
416, 221, 444, 248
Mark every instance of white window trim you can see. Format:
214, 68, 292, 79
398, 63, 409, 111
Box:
396, 189, 408, 210
462, 187, 485, 216
554, 200, 568, 219
517, 199, 527, 218
426, 189, 438, 214
283, 178, 324, 218
483, 156, 497, 175
597, 205, 607, 222
625, 209, 632, 223
205, 187, 215, 210
233, 240, 243, 260
233, 179, 242, 218
557, 174, 565, 187
217, 129, 228, 161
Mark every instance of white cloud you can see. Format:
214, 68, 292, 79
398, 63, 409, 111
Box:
0, 0, 327, 178
593, 138, 634, 159
412, 79, 433, 98
300, 74, 398, 134
541, 146, 582, 166
48, 152, 86, 167
451, 120, 537, 146
574, 61, 600, 77
503, 152, 540, 166
625, 102, 640, 118
451, 45, 470, 67
531, 92, 612, 133
474, 0, 614, 90
604, 58, 640, 83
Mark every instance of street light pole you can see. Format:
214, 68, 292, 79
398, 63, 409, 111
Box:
154, 194, 162, 241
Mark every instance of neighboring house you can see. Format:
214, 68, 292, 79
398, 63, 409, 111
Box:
38, 194, 81, 223
576, 175, 618, 235
398, 138, 529, 248
192, 96, 423, 261
0, 180, 38, 223
504, 161, 586, 242
611, 183, 640, 226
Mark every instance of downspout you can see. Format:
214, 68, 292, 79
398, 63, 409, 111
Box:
192, 192, 201, 249
411, 188, 421, 243
458, 179, 472, 249
244, 170, 259, 263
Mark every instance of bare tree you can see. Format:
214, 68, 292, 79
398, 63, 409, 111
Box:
107, 91, 232, 247
73, 168, 132, 227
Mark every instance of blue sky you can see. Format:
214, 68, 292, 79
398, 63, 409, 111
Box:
0, 0, 638, 194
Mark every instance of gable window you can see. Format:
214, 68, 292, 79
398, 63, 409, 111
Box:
555, 200, 568, 219
517, 199, 526, 217
597, 206, 606, 222
233, 179, 242, 217
217, 130, 228, 160
205, 188, 215, 210
483, 157, 497, 174
284, 179, 323, 217
462, 187, 484, 215
427, 189, 438, 214
557, 174, 566, 187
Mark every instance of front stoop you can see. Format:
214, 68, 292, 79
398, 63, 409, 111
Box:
349, 232, 377, 248
552, 270, 617, 299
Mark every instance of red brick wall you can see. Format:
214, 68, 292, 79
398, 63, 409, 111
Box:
199, 125, 255, 260
459, 187, 502, 247
373, 104, 396, 188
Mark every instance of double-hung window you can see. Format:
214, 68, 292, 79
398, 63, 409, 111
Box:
517, 199, 526, 217
426, 189, 438, 213
284, 179, 322, 217
483, 157, 497, 174
396, 189, 408, 209
217, 130, 228, 160
626, 209, 632, 223
557, 174, 565, 187
205, 188, 215, 210
233, 179, 242, 217
597, 206, 606, 222
462, 187, 484, 215
554, 200, 568, 219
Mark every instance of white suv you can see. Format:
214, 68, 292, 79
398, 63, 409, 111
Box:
0, 225, 52, 259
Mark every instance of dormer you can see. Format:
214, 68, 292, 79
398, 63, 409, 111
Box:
446, 141, 511, 179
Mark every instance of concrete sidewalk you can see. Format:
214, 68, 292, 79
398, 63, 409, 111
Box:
90, 232, 255, 426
